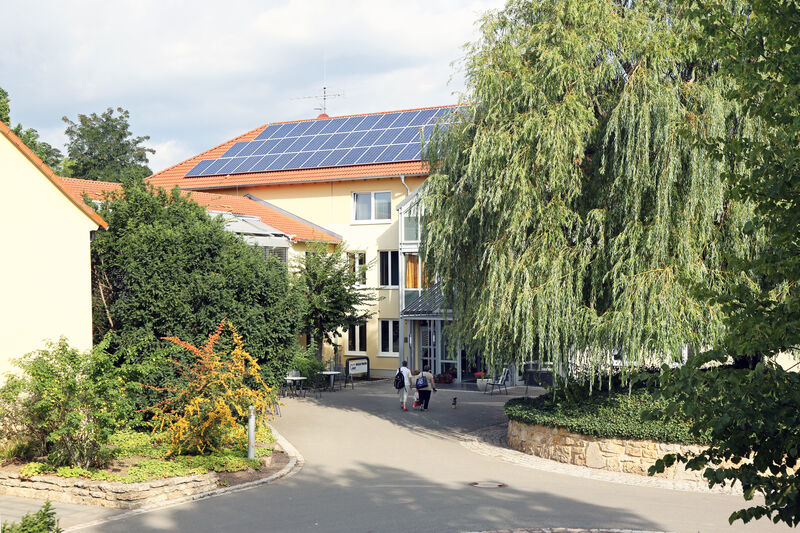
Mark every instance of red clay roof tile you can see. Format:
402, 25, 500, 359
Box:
60, 177, 339, 243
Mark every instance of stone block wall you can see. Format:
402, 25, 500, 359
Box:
0, 470, 220, 509
507, 420, 705, 482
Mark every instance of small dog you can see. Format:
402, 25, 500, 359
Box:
451, 397, 457, 409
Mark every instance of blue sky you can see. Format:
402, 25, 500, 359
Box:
1, 0, 505, 173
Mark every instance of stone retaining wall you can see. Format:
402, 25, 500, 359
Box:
0, 470, 220, 509
507, 420, 705, 482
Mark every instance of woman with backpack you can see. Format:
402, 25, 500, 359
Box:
395, 360, 412, 411
412, 365, 437, 410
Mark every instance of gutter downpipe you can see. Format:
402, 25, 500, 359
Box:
400, 175, 410, 196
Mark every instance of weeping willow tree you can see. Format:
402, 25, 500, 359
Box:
421, 0, 761, 380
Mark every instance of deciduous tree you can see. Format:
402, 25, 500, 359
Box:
422, 0, 760, 378
294, 242, 376, 360
62, 107, 153, 182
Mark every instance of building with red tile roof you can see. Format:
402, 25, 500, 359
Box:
61, 177, 340, 244
143, 105, 456, 378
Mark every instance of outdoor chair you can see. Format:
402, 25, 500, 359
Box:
334, 365, 354, 390
486, 367, 510, 395
310, 373, 326, 399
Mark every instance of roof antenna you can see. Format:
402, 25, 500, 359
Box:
293, 55, 344, 117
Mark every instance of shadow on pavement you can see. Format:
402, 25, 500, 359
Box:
77, 461, 663, 533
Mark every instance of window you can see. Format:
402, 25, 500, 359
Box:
379, 251, 399, 287
402, 208, 420, 242
257, 246, 288, 265
348, 323, 367, 352
348, 252, 367, 285
405, 253, 428, 289
353, 191, 391, 222
380, 319, 400, 354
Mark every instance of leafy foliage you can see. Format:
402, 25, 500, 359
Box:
0, 337, 128, 468
505, 384, 705, 445
0, 85, 64, 169
688, 0, 800, 366
146, 320, 276, 456
641, 1, 800, 527
0, 501, 61, 533
421, 0, 760, 377
653, 354, 800, 524
90, 181, 303, 411
294, 242, 376, 359
62, 107, 153, 182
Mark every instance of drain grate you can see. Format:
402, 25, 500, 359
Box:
469, 481, 507, 488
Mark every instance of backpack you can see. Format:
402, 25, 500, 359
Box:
393, 368, 405, 390
415, 374, 428, 389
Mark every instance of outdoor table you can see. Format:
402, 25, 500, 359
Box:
318, 371, 341, 392
284, 376, 307, 397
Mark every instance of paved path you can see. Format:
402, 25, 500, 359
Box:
1, 381, 791, 532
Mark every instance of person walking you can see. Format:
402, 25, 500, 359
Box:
413, 365, 437, 410
397, 360, 412, 411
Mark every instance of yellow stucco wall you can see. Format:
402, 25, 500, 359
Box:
0, 134, 98, 379
231, 176, 426, 374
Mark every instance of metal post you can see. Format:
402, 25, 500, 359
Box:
248, 406, 255, 460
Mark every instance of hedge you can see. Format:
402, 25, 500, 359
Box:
504, 389, 710, 445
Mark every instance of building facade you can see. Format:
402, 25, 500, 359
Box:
146, 106, 455, 378
0, 122, 106, 379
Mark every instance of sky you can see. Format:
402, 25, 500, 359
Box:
1, 0, 505, 173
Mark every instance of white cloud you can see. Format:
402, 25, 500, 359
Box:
145, 139, 196, 174
0, 0, 506, 157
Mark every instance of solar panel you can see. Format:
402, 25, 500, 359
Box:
320, 117, 347, 134
186, 159, 213, 176
337, 147, 364, 166
320, 132, 348, 151
237, 155, 264, 173
185, 106, 455, 178
321, 148, 348, 167
396, 143, 421, 162
251, 154, 277, 172
222, 142, 248, 158
356, 145, 389, 165
237, 141, 263, 157
254, 139, 279, 155
218, 158, 244, 174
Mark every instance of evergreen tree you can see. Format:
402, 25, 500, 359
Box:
421, 0, 760, 376
91, 182, 304, 408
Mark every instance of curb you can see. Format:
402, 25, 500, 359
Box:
65, 426, 305, 531
461, 424, 738, 495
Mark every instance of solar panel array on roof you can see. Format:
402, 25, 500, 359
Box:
185, 106, 453, 178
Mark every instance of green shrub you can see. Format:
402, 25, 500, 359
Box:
19, 462, 54, 478
1, 501, 61, 533
505, 388, 709, 445
107, 430, 168, 459
0, 337, 130, 468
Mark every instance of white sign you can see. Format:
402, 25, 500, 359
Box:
348, 359, 368, 375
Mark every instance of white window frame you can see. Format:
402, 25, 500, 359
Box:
379, 250, 399, 288
352, 191, 392, 224
401, 205, 421, 243
378, 319, 400, 356
347, 323, 368, 354
348, 251, 367, 286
